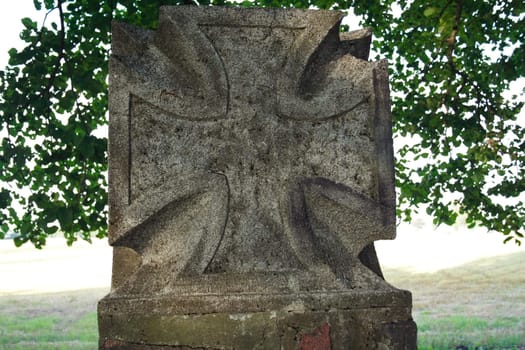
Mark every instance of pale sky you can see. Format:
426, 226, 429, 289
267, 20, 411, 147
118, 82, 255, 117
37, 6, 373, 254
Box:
0, 0, 40, 68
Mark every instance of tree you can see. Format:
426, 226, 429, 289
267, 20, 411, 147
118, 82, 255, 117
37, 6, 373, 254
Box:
0, 0, 523, 248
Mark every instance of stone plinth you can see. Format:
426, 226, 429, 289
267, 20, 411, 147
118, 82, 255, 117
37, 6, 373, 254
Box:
99, 6, 417, 349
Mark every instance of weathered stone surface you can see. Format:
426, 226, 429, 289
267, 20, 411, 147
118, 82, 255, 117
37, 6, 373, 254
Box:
99, 6, 416, 349
99, 292, 415, 348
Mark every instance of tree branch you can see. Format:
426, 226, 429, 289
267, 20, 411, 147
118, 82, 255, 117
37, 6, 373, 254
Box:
447, 0, 463, 69
42, 0, 65, 100
436, 0, 453, 23
37, 6, 59, 43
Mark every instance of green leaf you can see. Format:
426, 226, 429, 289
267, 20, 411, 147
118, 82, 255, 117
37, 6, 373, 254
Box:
44, 225, 59, 234
43, 0, 54, 9
21, 17, 37, 30
423, 7, 437, 17
57, 208, 73, 229
33, 0, 42, 10
14, 236, 27, 247
0, 190, 11, 208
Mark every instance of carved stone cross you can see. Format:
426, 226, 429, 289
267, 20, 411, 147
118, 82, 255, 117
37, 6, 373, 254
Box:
99, 6, 416, 349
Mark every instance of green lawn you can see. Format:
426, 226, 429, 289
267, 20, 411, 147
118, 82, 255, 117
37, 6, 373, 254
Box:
416, 315, 525, 350
384, 252, 525, 350
0, 252, 524, 350
0, 289, 103, 350
0, 312, 97, 350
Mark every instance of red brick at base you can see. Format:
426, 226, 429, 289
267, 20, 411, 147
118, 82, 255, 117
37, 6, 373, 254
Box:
297, 322, 331, 350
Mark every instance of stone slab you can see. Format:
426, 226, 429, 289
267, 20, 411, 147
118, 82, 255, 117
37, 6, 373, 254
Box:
99, 290, 415, 349
99, 5, 417, 349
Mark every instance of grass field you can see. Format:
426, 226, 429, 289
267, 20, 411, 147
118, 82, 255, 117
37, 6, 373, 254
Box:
0, 252, 523, 349
384, 252, 525, 350
0, 289, 104, 349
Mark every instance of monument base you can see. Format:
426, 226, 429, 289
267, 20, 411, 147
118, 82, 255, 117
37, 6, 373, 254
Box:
98, 289, 417, 349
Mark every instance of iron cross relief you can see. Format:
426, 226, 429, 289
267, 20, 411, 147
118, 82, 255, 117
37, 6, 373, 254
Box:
108, 7, 396, 295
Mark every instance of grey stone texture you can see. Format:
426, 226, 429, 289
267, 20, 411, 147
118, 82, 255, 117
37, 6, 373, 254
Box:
99, 6, 416, 349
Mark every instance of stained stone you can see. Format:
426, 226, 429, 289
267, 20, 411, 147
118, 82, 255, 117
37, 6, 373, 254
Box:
98, 6, 417, 349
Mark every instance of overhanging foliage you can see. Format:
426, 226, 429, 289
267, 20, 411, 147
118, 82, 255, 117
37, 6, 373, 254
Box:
0, 0, 523, 247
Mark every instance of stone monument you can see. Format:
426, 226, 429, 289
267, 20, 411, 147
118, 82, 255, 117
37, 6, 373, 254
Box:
98, 6, 417, 349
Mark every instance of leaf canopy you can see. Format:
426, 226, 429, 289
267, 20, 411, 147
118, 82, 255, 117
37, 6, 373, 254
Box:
0, 0, 523, 247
